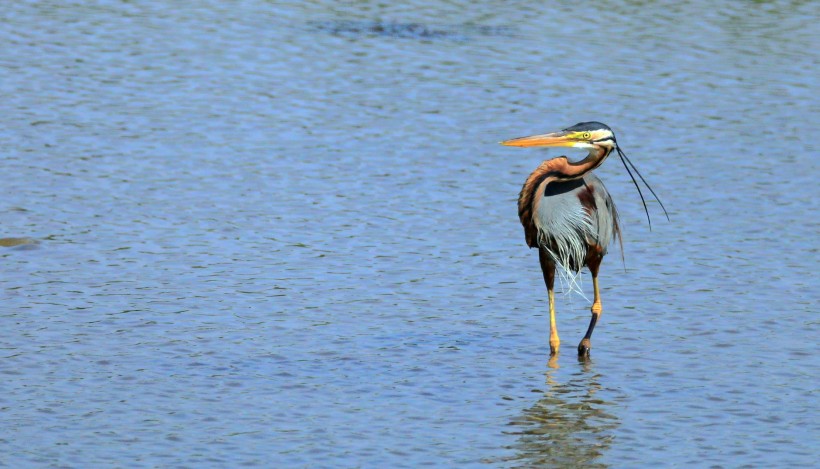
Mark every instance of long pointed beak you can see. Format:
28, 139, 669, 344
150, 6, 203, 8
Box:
501, 131, 575, 148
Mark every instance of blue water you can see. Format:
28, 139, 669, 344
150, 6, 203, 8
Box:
1, 1, 818, 467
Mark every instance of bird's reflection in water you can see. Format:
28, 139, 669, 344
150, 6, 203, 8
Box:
505, 358, 620, 468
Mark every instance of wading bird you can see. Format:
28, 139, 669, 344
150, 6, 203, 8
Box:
502, 122, 667, 356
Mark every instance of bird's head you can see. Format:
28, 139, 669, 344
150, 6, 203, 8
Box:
501, 121, 669, 228
501, 121, 616, 154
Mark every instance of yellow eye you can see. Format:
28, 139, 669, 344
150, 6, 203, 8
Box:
582, 132, 591, 139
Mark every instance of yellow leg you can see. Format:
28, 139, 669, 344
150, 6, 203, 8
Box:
591, 275, 603, 315
578, 267, 603, 356
549, 288, 560, 355
539, 250, 560, 356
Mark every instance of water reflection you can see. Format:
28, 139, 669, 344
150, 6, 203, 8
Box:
308, 19, 515, 41
505, 359, 620, 468
0, 237, 38, 248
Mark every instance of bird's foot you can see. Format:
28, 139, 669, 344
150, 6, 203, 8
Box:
549, 340, 560, 356
577, 338, 591, 357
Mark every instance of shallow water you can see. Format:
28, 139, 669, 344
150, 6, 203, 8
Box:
1, 1, 818, 467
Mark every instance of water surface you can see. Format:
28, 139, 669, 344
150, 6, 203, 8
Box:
1, 1, 818, 466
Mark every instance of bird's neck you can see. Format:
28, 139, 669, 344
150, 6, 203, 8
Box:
550, 145, 612, 180
517, 144, 613, 248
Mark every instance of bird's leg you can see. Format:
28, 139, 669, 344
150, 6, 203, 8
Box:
539, 250, 559, 355
578, 255, 603, 356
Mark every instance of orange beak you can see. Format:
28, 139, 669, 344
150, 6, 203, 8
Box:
500, 131, 576, 148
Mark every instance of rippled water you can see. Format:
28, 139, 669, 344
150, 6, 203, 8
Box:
2, 1, 818, 467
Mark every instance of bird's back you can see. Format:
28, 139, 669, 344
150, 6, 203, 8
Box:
533, 174, 620, 271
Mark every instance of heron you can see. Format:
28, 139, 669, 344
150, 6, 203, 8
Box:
501, 122, 667, 356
